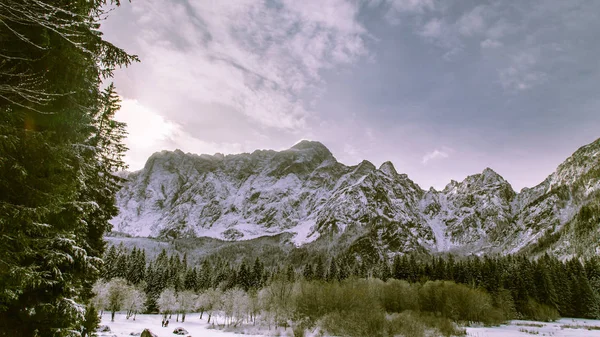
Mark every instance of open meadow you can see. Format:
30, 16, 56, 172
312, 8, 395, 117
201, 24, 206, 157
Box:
99, 313, 600, 337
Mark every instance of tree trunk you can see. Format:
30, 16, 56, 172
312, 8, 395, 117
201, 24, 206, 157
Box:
182, 313, 186, 322
134, 312, 137, 321
208, 313, 211, 324
111, 311, 115, 322
200, 310, 203, 319
176, 313, 179, 322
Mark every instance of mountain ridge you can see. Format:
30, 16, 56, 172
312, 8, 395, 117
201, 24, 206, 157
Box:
111, 138, 600, 257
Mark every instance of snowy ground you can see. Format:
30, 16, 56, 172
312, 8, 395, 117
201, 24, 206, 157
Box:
100, 313, 600, 337
100, 313, 250, 337
467, 318, 600, 337
99, 313, 286, 337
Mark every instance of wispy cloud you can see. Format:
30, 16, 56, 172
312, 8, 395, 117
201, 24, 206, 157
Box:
456, 5, 487, 37
110, 0, 369, 130
422, 148, 451, 164
498, 51, 546, 91
389, 0, 435, 13
481, 39, 502, 49
420, 18, 444, 38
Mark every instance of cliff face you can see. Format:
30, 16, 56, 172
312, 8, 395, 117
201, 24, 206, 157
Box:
111, 138, 600, 256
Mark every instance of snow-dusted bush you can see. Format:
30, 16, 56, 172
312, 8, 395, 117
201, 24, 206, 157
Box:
124, 287, 147, 320
203, 288, 223, 324
221, 288, 249, 327
259, 280, 294, 329
91, 280, 109, 313
106, 278, 131, 321
157, 288, 179, 318
176, 290, 197, 322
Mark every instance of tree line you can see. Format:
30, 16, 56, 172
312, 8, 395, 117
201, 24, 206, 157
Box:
98, 244, 600, 328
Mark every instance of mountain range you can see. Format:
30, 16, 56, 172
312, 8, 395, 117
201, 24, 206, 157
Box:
110, 138, 600, 257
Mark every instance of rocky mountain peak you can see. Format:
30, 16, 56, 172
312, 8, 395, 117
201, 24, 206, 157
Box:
379, 161, 398, 176
354, 160, 376, 175
455, 167, 510, 191
551, 137, 600, 186
291, 139, 324, 149
480, 167, 507, 184
284, 140, 335, 164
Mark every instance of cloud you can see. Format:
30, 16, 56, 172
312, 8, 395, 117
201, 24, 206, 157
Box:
481, 39, 502, 49
457, 6, 487, 37
106, 0, 369, 131
389, 0, 435, 13
422, 149, 450, 164
420, 18, 444, 38
498, 51, 546, 91
376, 0, 435, 25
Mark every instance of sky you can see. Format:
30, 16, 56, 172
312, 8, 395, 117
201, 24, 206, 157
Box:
101, 0, 600, 191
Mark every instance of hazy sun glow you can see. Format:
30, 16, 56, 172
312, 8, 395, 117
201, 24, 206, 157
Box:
116, 97, 245, 171
116, 98, 178, 170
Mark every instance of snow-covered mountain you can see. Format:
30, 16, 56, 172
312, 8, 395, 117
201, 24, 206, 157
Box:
111, 139, 600, 256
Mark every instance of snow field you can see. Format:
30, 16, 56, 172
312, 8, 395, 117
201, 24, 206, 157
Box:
100, 313, 252, 337
100, 313, 600, 337
466, 318, 600, 337
99, 313, 299, 337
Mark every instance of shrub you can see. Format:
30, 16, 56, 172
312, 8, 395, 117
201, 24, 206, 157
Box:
381, 279, 420, 313
387, 311, 466, 337
418, 280, 504, 325
492, 288, 517, 320
522, 298, 560, 322
387, 312, 425, 337
320, 309, 387, 337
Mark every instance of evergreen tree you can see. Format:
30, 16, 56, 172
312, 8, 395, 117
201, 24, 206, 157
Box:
103, 245, 119, 279
198, 260, 212, 290
251, 257, 264, 289
315, 256, 326, 281
238, 261, 252, 291
184, 268, 199, 292
115, 248, 129, 279
533, 258, 558, 310
126, 248, 146, 285
302, 264, 314, 281
0, 0, 137, 335
81, 305, 100, 337
286, 264, 296, 283
326, 259, 338, 282
338, 258, 350, 281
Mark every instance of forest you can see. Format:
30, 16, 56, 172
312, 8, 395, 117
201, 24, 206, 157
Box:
92, 244, 600, 336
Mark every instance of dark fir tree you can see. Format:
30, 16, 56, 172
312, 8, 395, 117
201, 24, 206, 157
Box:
251, 257, 265, 289
302, 263, 314, 281
0, 0, 137, 335
314, 256, 326, 281
238, 261, 252, 291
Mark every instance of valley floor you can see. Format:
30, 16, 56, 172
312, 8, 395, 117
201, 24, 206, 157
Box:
466, 318, 600, 337
99, 313, 286, 337
99, 313, 600, 337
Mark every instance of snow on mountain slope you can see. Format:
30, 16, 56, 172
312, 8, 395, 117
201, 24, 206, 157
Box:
111, 138, 600, 256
